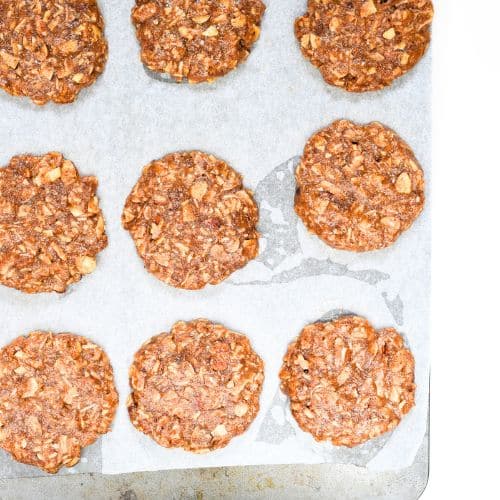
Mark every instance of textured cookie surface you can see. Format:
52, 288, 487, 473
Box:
280, 316, 415, 447
295, 0, 433, 92
128, 319, 264, 453
295, 120, 424, 252
0, 152, 107, 293
131, 0, 265, 83
122, 151, 259, 290
0, 331, 118, 473
0, 0, 107, 104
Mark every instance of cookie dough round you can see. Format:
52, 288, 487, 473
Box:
0, 331, 118, 473
280, 315, 415, 447
0, 0, 108, 105
295, 0, 433, 92
294, 120, 424, 252
128, 319, 264, 453
131, 0, 265, 83
0, 152, 107, 293
122, 151, 259, 290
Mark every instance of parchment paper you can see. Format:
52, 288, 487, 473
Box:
0, 0, 430, 478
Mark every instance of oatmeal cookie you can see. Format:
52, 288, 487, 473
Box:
131, 0, 265, 83
0, 331, 118, 473
0, 0, 108, 104
294, 120, 424, 252
128, 319, 264, 453
0, 152, 107, 293
295, 0, 433, 92
280, 315, 415, 447
122, 151, 259, 290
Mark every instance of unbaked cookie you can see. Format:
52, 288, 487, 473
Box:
131, 0, 265, 83
122, 151, 259, 290
294, 120, 424, 252
0, 152, 107, 293
128, 319, 264, 453
0, 0, 108, 104
0, 331, 118, 473
295, 0, 433, 92
280, 315, 415, 447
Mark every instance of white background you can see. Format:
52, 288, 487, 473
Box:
425, 1, 500, 498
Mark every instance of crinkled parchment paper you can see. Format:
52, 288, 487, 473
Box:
0, 0, 430, 478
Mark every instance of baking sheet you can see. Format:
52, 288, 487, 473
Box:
0, 0, 430, 478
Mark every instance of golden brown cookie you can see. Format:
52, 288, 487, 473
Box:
128, 319, 264, 453
295, 0, 433, 92
294, 120, 424, 252
0, 0, 108, 105
122, 151, 259, 290
0, 331, 118, 473
0, 152, 107, 293
280, 315, 415, 447
131, 0, 265, 83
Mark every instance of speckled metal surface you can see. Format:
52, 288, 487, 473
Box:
0, 434, 427, 499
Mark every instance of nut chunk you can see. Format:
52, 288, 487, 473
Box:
0, 331, 118, 473
128, 319, 264, 452
122, 151, 259, 290
0, 0, 108, 104
0, 152, 107, 293
280, 316, 416, 447
131, 0, 266, 83
295, 0, 434, 92
294, 120, 425, 252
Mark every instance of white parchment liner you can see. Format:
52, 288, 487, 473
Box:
0, 0, 430, 477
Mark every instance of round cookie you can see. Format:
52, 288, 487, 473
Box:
280, 315, 415, 447
128, 319, 264, 453
122, 151, 259, 290
0, 331, 118, 473
294, 120, 424, 252
0, 0, 108, 105
131, 0, 265, 83
295, 0, 433, 92
0, 152, 107, 293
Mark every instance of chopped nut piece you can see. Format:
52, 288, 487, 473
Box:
295, 120, 425, 252
190, 180, 208, 200
122, 151, 259, 290
383, 28, 396, 40
202, 25, 219, 37
0, 0, 108, 104
280, 316, 416, 447
0, 331, 118, 473
131, 0, 266, 83
193, 15, 211, 24
360, 0, 377, 18
395, 172, 412, 194
128, 320, 264, 452
294, 0, 434, 92
76, 256, 97, 275
0, 153, 107, 293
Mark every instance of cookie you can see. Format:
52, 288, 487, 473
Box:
131, 0, 265, 83
295, 0, 433, 92
128, 319, 264, 453
0, 0, 108, 104
122, 151, 259, 290
0, 331, 118, 473
294, 120, 424, 252
280, 315, 415, 447
0, 152, 107, 293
